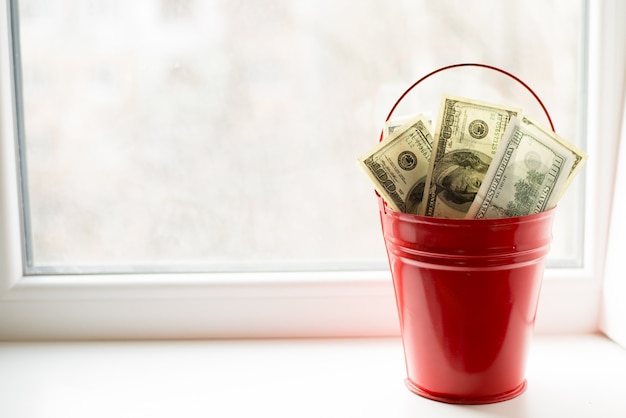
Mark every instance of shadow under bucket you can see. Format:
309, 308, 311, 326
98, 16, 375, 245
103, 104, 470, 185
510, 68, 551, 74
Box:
379, 199, 555, 404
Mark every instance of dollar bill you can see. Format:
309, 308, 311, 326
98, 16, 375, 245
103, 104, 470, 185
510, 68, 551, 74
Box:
383, 113, 433, 141
516, 115, 587, 196
465, 116, 579, 219
358, 114, 433, 214
421, 95, 521, 218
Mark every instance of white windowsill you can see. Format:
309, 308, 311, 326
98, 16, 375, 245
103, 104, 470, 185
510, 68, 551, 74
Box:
0, 334, 623, 418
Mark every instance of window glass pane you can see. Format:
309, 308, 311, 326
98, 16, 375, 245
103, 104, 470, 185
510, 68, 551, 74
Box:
13, 0, 585, 273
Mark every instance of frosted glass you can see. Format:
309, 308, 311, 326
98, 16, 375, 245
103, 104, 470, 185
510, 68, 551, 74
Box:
13, 0, 584, 272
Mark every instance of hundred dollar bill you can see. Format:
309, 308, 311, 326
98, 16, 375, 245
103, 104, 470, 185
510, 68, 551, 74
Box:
517, 115, 587, 196
383, 113, 433, 141
465, 116, 578, 219
421, 95, 521, 218
358, 114, 433, 214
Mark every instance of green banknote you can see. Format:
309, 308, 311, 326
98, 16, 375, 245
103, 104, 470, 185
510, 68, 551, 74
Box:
358, 114, 433, 214
466, 116, 581, 219
421, 95, 521, 218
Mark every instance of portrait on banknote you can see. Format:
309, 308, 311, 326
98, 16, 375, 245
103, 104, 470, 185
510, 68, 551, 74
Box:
428, 149, 491, 214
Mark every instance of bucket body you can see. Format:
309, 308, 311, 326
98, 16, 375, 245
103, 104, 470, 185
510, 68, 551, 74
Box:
379, 199, 554, 404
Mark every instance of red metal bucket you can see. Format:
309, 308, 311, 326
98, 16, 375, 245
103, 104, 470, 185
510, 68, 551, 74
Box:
378, 64, 556, 403
380, 200, 554, 403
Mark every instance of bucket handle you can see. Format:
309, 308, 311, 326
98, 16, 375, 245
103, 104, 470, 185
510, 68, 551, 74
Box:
380, 63, 555, 142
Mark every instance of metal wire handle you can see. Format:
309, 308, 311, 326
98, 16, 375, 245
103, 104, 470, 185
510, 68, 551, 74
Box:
380, 63, 555, 142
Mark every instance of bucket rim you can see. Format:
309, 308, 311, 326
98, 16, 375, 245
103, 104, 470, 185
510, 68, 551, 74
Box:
378, 197, 556, 226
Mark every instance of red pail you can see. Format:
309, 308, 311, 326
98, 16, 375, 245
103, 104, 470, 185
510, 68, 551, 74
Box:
377, 64, 555, 404
380, 200, 554, 403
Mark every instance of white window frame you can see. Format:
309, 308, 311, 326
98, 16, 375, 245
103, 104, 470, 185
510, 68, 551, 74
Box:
602, 99, 626, 348
0, 0, 623, 341
600, 0, 626, 345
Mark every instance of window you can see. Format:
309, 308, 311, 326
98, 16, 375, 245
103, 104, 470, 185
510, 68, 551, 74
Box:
14, 0, 586, 273
1, 0, 622, 340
